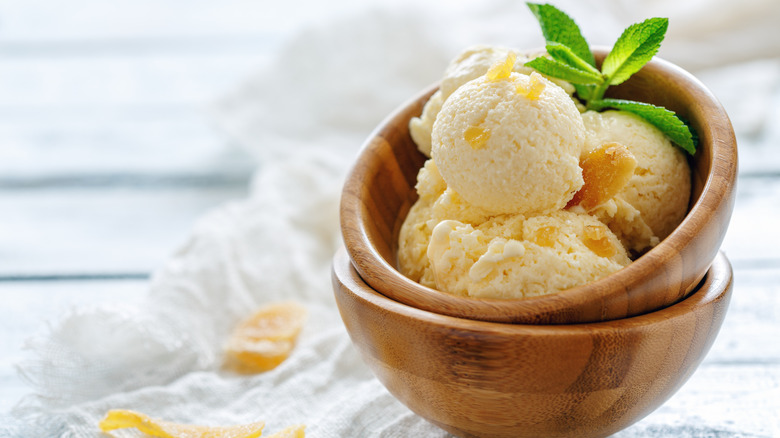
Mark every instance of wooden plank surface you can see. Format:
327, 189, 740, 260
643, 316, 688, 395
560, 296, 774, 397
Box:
0, 186, 247, 276
0, 51, 265, 177
0, 0, 265, 416
720, 176, 780, 267
0, 0, 366, 42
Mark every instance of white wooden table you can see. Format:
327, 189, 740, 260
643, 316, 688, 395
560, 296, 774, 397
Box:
1, 1, 778, 436
0, 0, 273, 411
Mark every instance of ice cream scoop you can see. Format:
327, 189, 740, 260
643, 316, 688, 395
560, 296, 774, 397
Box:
409, 45, 576, 157
582, 110, 691, 252
431, 67, 585, 216
342, 48, 736, 323
410, 45, 529, 157
425, 210, 630, 299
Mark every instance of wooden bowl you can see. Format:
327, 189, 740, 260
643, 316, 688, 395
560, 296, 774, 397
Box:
340, 51, 737, 324
333, 249, 733, 438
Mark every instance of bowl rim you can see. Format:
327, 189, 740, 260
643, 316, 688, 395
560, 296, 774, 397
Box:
334, 248, 733, 333
341, 51, 737, 324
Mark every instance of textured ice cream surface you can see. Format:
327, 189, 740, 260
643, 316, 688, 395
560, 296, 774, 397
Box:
414, 158, 447, 203
431, 71, 585, 216
425, 210, 630, 299
397, 160, 631, 298
397, 160, 446, 287
409, 90, 444, 158
399, 46, 692, 299
439, 45, 535, 98
587, 197, 659, 253
397, 199, 437, 287
582, 110, 691, 250
398, 159, 494, 287
409, 45, 574, 157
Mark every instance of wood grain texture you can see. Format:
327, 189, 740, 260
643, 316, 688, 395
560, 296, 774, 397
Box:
340, 51, 738, 324
333, 249, 733, 438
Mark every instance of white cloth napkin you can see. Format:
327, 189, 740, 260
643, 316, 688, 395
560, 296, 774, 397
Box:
4, 1, 779, 436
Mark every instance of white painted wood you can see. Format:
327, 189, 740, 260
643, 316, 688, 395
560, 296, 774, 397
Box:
0, 54, 271, 107
0, 0, 365, 42
0, 186, 246, 276
720, 176, 780, 266
618, 363, 780, 437
0, 108, 255, 177
704, 266, 780, 365
0, 52, 265, 177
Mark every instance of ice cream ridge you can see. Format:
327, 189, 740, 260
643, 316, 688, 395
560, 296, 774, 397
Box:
398, 46, 691, 299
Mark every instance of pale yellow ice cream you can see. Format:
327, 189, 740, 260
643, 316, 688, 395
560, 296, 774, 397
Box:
397, 160, 447, 287
582, 110, 691, 252
426, 211, 630, 298
398, 160, 493, 287
431, 71, 585, 216
409, 45, 574, 157
398, 48, 691, 299
397, 160, 630, 297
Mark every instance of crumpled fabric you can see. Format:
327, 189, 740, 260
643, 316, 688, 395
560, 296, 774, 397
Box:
4, 1, 779, 436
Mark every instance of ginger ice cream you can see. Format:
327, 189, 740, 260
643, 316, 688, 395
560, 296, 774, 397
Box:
431, 58, 585, 216
409, 45, 574, 157
398, 47, 692, 299
398, 157, 631, 298
426, 211, 630, 299
582, 110, 691, 250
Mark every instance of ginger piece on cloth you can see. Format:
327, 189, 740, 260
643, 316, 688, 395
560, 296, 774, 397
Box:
224, 301, 307, 373
98, 409, 264, 438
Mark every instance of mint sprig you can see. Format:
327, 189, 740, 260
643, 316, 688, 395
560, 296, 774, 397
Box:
601, 18, 668, 86
545, 42, 601, 77
525, 56, 602, 85
524, 2, 697, 155
526, 3, 594, 67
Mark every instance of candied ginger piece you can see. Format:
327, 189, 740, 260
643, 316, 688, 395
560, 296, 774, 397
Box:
98, 409, 265, 438
532, 226, 558, 248
567, 142, 637, 211
583, 224, 617, 257
486, 52, 516, 81
224, 301, 307, 374
464, 125, 490, 149
267, 424, 306, 438
516, 72, 546, 100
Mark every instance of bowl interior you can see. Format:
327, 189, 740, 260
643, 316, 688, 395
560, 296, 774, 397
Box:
341, 51, 737, 324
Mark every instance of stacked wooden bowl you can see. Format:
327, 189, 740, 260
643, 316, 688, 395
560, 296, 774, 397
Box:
333, 53, 738, 438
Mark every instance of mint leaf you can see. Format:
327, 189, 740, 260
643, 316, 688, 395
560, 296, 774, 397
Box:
543, 42, 601, 101
525, 57, 603, 85
591, 98, 697, 154
525, 5, 698, 152
527, 3, 594, 67
601, 17, 668, 86
545, 42, 601, 76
